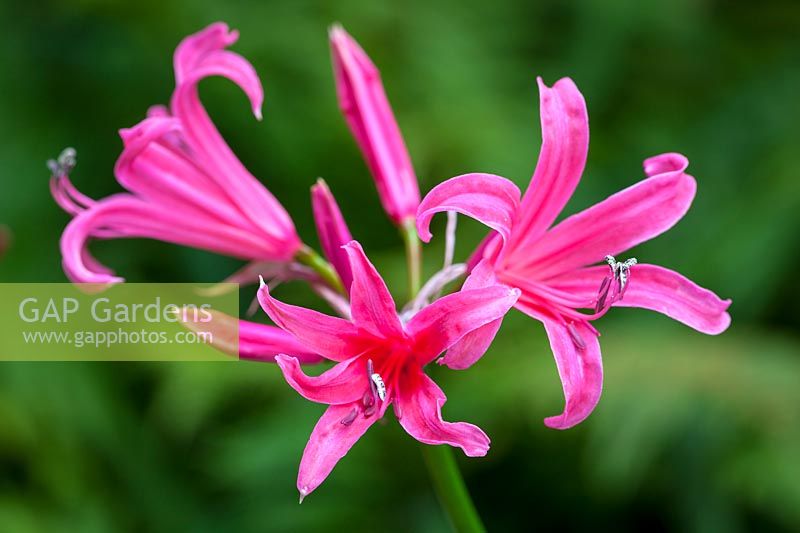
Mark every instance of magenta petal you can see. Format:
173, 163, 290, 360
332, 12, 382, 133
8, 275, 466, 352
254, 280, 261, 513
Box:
238, 320, 324, 363
396, 371, 490, 456
407, 284, 520, 365
257, 284, 367, 362
440, 259, 504, 370
509, 77, 589, 252
275, 355, 367, 405
521, 157, 697, 278
550, 264, 732, 334
329, 25, 420, 225
541, 320, 603, 429
342, 241, 404, 339
170, 23, 299, 252
297, 402, 378, 499
416, 173, 521, 245
312, 180, 354, 290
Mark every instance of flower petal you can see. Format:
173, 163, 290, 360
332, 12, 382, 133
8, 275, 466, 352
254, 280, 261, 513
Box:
516, 154, 696, 278
396, 370, 490, 456
549, 263, 732, 334
406, 284, 520, 365
507, 77, 589, 253
416, 173, 520, 246
170, 23, 299, 253
439, 259, 504, 370
257, 283, 366, 362
176, 309, 324, 363
276, 355, 367, 404
297, 402, 379, 499
342, 241, 403, 339
540, 319, 603, 430
330, 25, 420, 225
312, 180, 354, 290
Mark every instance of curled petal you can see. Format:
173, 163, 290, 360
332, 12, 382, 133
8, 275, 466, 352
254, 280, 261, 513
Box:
508, 77, 589, 252
312, 180, 354, 290
549, 264, 732, 334
342, 241, 403, 339
416, 173, 520, 246
540, 319, 603, 430
440, 259, 504, 370
396, 370, 490, 456
276, 355, 367, 404
170, 23, 299, 252
330, 25, 420, 225
60, 194, 275, 284
406, 284, 520, 365
257, 283, 367, 362
297, 402, 379, 499
519, 156, 696, 278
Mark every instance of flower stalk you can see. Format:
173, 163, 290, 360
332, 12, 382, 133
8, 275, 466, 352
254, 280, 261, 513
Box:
403, 219, 486, 533
295, 245, 346, 295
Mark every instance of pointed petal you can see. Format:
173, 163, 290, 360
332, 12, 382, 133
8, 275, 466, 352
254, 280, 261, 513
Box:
549, 264, 732, 334
519, 154, 696, 278
257, 283, 366, 362
396, 370, 490, 456
329, 25, 420, 225
297, 402, 379, 498
276, 355, 367, 405
342, 241, 403, 338
416, 173, 520, 246
540, 319, 603, 429
406, 284, 520, 365
170, 23, 299, 251
508, 77, 589, 251
439, 259, 503, 370
312, 180, 354, 290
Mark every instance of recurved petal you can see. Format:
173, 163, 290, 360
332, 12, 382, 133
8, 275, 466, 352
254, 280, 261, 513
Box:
439, 259, 504, 370
416, 173, 521, 246
257, 283, 366, 362
509, 77, 589, 251
540, 319, 603, 430
396, 370, 490, 456
342, 241, 403, 339
549, 263, 732, 334
297, 402, 379, 500
519, 155, 697, 278
276, 355, 367, 404
170, 23, 299, 253
406, 284, 520, 365
312, 180, 354, 290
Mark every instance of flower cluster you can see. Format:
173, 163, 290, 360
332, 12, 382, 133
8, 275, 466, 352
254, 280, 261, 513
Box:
51, 23, 731, 498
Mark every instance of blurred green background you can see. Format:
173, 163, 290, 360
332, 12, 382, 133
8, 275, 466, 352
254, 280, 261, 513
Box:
1, 0, 799, 531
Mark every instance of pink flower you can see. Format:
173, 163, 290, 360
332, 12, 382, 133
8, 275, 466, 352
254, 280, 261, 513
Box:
51, 23, 301, 285
329, 25, 420, 226
311, 179, 354, 291
257, 240, 519, 498
417, 77, 731, 430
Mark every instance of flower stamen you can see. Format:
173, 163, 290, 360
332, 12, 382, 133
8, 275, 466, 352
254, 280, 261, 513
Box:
595, 255, 637, 313
46, 147, 77, 177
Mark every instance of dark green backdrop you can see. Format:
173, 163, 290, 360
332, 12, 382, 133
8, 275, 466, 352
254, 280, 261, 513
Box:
1, 0, 798, 531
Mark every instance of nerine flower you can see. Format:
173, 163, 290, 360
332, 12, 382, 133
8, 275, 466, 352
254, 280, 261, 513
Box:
51, 23, 301, 285
330, 25, 420, 226
257, 240, 520, 498
417, 77, 731, 429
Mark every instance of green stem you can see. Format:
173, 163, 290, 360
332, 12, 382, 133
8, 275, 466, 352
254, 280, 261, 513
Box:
295, 245, 345, 295
422, 445, 487, 533
400, 216, 485, 532
401, 218, 422, 299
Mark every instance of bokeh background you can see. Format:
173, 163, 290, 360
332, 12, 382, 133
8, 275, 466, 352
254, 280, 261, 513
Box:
1, 0, 799, 531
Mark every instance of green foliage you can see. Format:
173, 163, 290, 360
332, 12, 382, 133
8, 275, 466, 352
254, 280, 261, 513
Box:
0, 0, 798, 531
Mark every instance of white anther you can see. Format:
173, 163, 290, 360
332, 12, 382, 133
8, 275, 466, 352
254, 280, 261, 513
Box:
370, 373, 386, 402
46, 147, 77, 176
